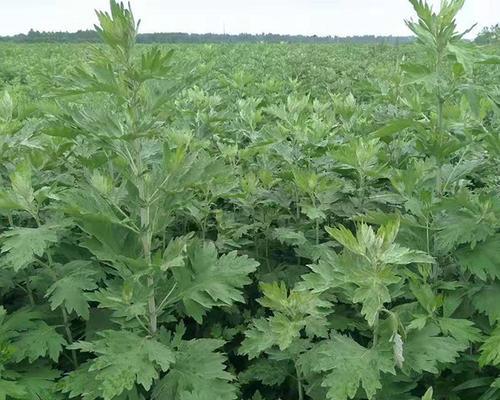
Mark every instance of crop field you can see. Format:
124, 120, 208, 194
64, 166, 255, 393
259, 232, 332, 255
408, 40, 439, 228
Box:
0, 0, 499, 399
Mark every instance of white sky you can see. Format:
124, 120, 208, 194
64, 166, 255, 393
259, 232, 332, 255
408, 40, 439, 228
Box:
0, 0, 499, 38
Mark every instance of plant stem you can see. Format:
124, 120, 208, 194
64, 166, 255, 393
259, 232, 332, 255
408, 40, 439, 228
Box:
141, 197, 157, 335
435, 40, 445, 134
49, 267, 79, 368
295, 189, 300, 220
7, 213, 13, 227
295, 362, 304, 400
358, 172, 366, 208
137, 150, 157, 335
315, 218, 320, 246
26, 283, 35, 306
425, 218, 431, 255
61, 307, 79, 368
312, 195, 320, 246
34, 217, 79, 368
265, 235, 271, 272
372, 312, 380, 348
147, 278, 157, 334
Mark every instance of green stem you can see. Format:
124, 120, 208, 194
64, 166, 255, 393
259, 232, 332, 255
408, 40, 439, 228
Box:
48, 260, 79, 368
61, 307, 79, 368
295, 189, 300, 220
136, 146, 157, 335
26, 283, 35, 306
435, 45, 444, 135
34, 217, 78, 368
311, 195, 320, 246
295, 362, 304, 400
315, 218, 320, 246
141, 199, 157, 335
425, 218, 431, 255
295, 190, 301, 266
372, 312, 380, 348
265, 235, 271, 272
358, 172, 366, 208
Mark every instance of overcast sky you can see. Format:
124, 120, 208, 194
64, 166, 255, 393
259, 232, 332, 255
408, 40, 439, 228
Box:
1, 0, 499, 38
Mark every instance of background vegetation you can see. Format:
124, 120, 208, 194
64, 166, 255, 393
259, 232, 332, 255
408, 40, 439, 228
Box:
0, 30, 416, 44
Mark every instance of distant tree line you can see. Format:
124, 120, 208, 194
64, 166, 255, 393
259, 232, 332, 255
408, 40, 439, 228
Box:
475, 25, 500, 45
0, 29, 415, 44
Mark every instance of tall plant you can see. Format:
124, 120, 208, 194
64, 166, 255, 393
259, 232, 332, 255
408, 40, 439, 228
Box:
1, 1, 259, 399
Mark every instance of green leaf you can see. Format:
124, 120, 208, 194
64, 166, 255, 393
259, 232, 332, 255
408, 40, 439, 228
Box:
302, 205, 326, 221
353, 282, 392, 326
13, 321, 67, 362
61, 362, 100, 400
258, 282, 330, 323
240, 306, 329, 358
273, 228, 307, 247
160, 235, 192, 271
472, 283, 500, 324
326, 221, 434, 266
241, 282, 330, 357
239, 359, 291, 386
401, 62, 437, 86
403, 324, 466, 374
173, 242, 259, 323
452, 377, 494, 392
381, 244, 435, 265
0, 307, 40, 340
0, 379, 25, 400
0, 91, 13, 123
63, 188, 140, 244
437, 318, 482, 346
298, 250, 344, 294
330, 137, 383, 176
325, 225, 363, 255
67, 330, 174, 400
153, 339, 236, 400
422, 387, 434, 400
479, 326, 500, 366
15, 367, 62, 400
312, 222, 426, 327
45, 261, 100, 319
139, 47, 173, 81
0, 190, 22, 211
0, 308, 66, 363
410, 282, 439, 314
299, 334, 394, 400
0, 225, 60, 271
95, 0, 138, 55
434, 201, 495, 253
371, 119, 416, 139
240, 318, 282, 359
456, 235, 500, 280
180, 391, 213, 400
448, 43, 475, 75
9, 160, 34, 211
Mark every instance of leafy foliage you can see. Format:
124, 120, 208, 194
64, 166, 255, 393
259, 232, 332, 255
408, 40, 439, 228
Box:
0, 225, 59, 271
64, 330, 174, 399
174, 242, 259, 323
299, 334, 394, 400
153, 337, 236, 400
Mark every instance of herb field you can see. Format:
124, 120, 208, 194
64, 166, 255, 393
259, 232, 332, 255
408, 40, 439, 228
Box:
0, 1, 500, 399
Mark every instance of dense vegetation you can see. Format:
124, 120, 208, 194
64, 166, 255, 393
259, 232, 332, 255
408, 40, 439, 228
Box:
0, 0, 499, 399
